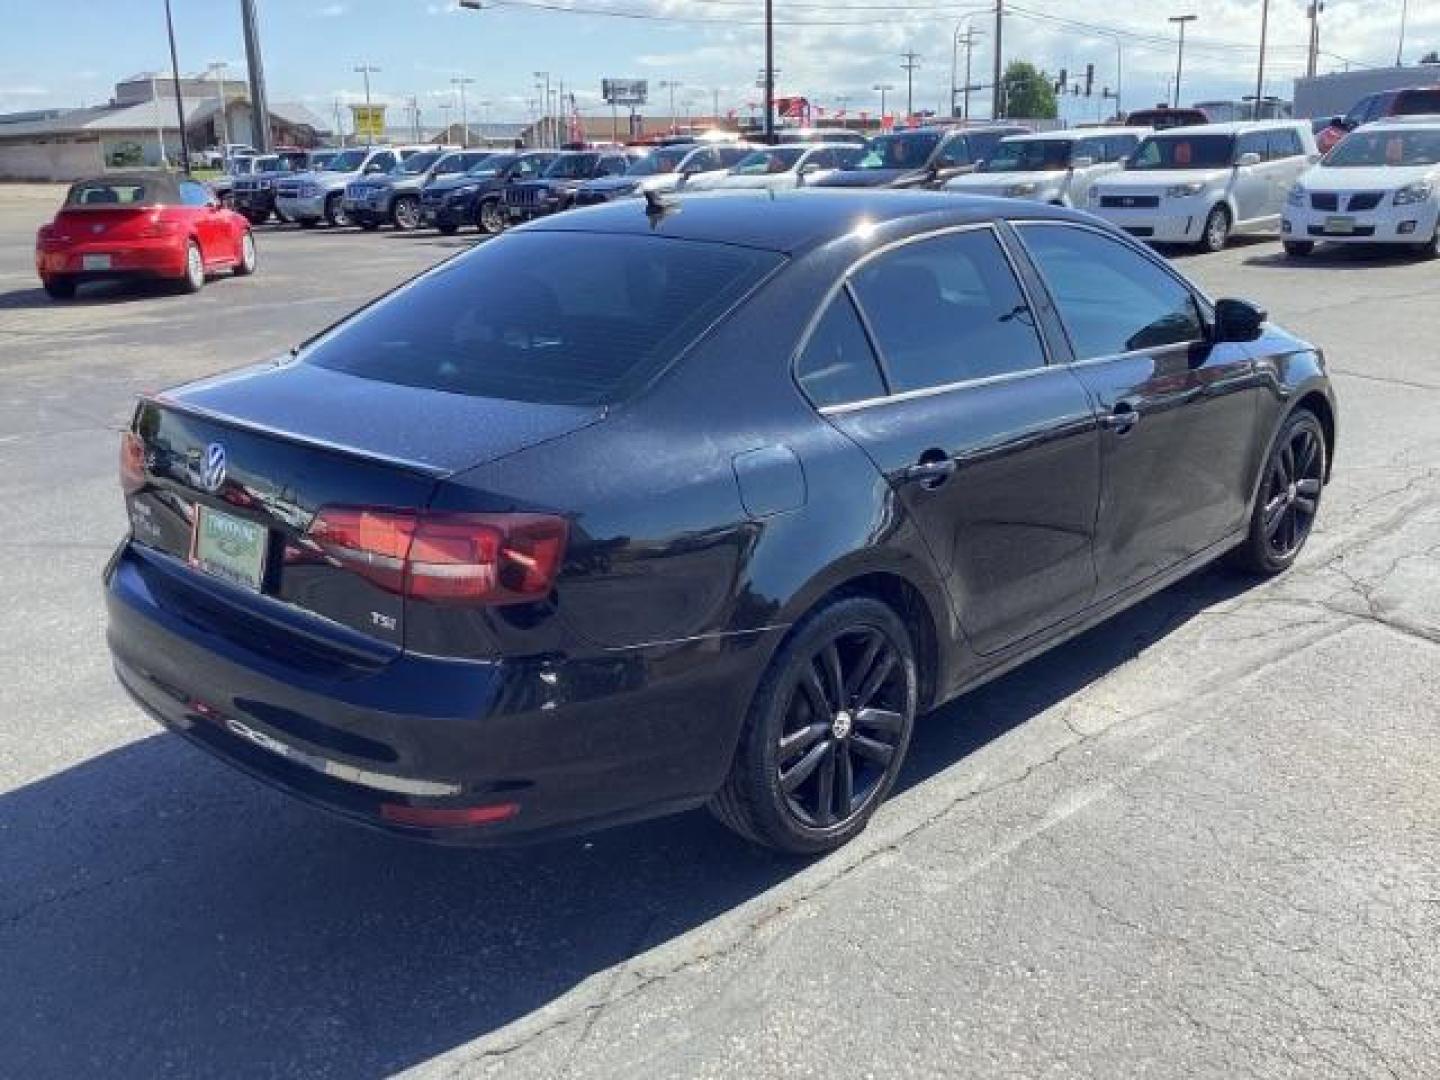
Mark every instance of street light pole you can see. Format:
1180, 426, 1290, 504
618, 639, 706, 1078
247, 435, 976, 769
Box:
240, 0, 271, 152
992, 0, 1004, 120
1397, 0, 1410, 66
207, 61, 229, 150
451, 76, 475, 148
900, 51, 920, 120
1255, 0, 1270, 111
873, 82, 894, 119
1168, 15, 1197, 108
162, 0, 191, 172
533, 71, 551, 147
763, 0, 775, 143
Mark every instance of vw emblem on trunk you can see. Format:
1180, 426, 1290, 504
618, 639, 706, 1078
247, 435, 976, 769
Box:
201, 443, 228, 492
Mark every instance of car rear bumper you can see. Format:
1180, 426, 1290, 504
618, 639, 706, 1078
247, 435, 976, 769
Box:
1282, 203, 1440, 244
105, 540, 769, 845
36, 237, 186, 279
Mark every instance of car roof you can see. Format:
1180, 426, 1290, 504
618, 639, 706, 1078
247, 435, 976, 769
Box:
1368, 114, 1440, 129
1163, 120, 1303, 135
523, 188, 1081, 254
1000, 127, 1145, 143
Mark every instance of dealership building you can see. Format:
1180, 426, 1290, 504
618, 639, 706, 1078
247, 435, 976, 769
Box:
0, 72, 328, 181
1292, 63, 1440, 118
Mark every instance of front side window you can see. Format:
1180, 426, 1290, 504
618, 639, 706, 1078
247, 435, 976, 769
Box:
325, 150, 367, 172
1018, 224, 1204, 361
733, 148, 805, 175
398, 151, 443, 175
849, 230, 1047, 393
985, 140, 1073, 172
544, 153, 601, 179
1323, 128, 1440, 167
933, 133, 970, 168
303, 233, 782, 406
855, 131, 943, 170
1236, 132, 1269, 161
1266, 129, 1303, 159
795, 291, 886, 407
1128, 134, 1236, 170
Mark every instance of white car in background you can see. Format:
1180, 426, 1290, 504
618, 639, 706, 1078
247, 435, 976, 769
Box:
1087, 121, 1319, 251
688, 143, 863, 192
1282, 116, 1440, 258
944, 128, 1146, 207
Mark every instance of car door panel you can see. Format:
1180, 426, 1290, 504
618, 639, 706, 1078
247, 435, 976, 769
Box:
809, 227, 1102, 655
1014, 222, 1263, 598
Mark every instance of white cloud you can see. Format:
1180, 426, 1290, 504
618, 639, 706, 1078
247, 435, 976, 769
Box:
315, 3, 348, 16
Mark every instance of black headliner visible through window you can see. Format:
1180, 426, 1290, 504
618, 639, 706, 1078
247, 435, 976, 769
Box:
303, 232, 783, 406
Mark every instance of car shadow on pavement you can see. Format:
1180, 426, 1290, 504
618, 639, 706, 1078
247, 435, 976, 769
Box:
1242, 244, 1428, 270
0, 281, 176, 309
0, 565, 1251, 1079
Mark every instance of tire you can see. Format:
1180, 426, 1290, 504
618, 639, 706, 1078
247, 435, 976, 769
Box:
437, 220, 459, 236
176, 239, 205, 294
392, 195, 421, 231
1198, 204, 1231, 253
323, 193, 349, 228
710, 596, 919, 854
1283, 240, 1314, 258
243, 209, 270, 226
234, 230, 257, 276
42, 277, 76, 300
476, 197, 506, 236
358, 216, 381, 231
1230, 408, 1327, 575
298, 218, 318, 229
1413, 227, 1440, 260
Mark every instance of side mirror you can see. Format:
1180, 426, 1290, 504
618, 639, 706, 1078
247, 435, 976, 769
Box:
1213, 298, 1266, 343
1070, 155, 1095, 169
1236, 152, 1262, 167
798, 162, 821, 175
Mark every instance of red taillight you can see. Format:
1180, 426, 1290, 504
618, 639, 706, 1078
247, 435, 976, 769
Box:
306, 508, 567, 606
380, 802, 519, 828
120, 431, 146, 494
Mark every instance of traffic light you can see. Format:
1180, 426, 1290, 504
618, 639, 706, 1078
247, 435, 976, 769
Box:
1084, 64, 1095, 97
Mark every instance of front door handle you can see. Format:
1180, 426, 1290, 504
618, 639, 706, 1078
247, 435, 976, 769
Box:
1100, 402, 1140, 434
901, 454, 958, 490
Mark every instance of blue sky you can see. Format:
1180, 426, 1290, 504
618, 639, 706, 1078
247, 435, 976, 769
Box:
0, 0, 1434, 127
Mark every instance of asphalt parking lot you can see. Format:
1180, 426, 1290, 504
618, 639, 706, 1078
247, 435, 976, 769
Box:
2, 183, 1438, 1079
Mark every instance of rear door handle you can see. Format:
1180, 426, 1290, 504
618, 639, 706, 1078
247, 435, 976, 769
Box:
1100, 402, 1140, 434
901, 456, 958, 490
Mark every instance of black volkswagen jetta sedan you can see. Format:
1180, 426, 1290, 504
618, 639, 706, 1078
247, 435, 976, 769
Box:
106, 191, 1336, 854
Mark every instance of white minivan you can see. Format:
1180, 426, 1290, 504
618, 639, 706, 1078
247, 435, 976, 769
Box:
944, 128, 1146, 207
1087, 121, 1319, 251
1282, 116, 1440, 258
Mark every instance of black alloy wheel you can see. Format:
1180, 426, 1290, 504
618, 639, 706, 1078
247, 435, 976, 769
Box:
1232, 409, 1327, 574
712, 597, 917, 854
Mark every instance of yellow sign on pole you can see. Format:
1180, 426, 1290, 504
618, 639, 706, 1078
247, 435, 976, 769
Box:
349, 104, 387, 141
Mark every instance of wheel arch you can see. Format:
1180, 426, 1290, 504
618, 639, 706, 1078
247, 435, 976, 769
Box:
1292, 389, 1337, 482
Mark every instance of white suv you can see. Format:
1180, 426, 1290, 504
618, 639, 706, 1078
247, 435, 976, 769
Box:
1087, 121, 1319, 252
1282, 116, 1440, 258
944, 128, 1147, 206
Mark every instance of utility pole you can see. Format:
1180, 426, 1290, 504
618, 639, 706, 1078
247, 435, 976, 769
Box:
660, 79, 682, 133
763, 0, 775, 142
355, 64, 380, 145
479, 99, 492, 146
533, 71, 551, 147
992, 0, 1004, 119
438, 100, 453, 145
712, 87, 720, 125
1169, 15, 1197, 108
332, 98, 345, 146
873, 82, 894, 119
900, 50, 921, 120
1113, 37, 1124, 118
1255, 0, 1270, 112
451, 76, 474, 147
240, 0, 271, 152
207, 61, 230, 149
1397, 0, 1409, 66
958, 26, 984, 121
1306, 2, 1324, 79
162, 0, 190, 172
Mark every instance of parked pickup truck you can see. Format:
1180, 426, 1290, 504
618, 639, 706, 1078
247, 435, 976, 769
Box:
275, 145, 430, 228
342, 147, 486, 230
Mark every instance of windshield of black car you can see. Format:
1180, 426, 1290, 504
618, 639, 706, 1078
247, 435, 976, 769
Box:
982, 140, 1072, 172
544, 153, 601, 179
1395, 89, 1440, 115
397, 151, 443, 174
626, 148, 690, 176
1127, 134, 1236, 170
1323, 128, 1440, 167
303, 232, 783, 406
324, 150, 368, 172
855, 131, 942, 170
733, 148, 805, 174
465, 154, 515, 177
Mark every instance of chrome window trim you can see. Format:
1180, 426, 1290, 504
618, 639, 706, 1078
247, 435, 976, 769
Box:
790, 221, 1054, 413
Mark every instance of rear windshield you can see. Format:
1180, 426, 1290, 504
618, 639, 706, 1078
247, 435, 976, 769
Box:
1394, 88, 1440, 115
1127, 134, 1236, 169
303, 232, 782, 406
65, 181, 166, 206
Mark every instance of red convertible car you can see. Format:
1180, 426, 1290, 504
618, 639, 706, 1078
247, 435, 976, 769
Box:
35, 173, 256, 300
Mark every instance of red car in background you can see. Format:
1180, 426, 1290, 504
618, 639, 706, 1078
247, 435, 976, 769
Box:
1317, 85, 1440, 154
35, 173, 256, 300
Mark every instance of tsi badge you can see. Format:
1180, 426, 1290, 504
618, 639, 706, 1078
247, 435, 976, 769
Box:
201, 442, 227, 492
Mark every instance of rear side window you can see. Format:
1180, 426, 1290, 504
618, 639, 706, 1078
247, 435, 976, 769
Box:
934, 134, 970, 168
1267, 128, 1304, 159
1018, 224, 1204, 360
304, 232, 781, 406
795, 291, 886, 407
1237, 131, 1270, 160
1395, 88, 1440, 115
849, 229, 1047, 393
